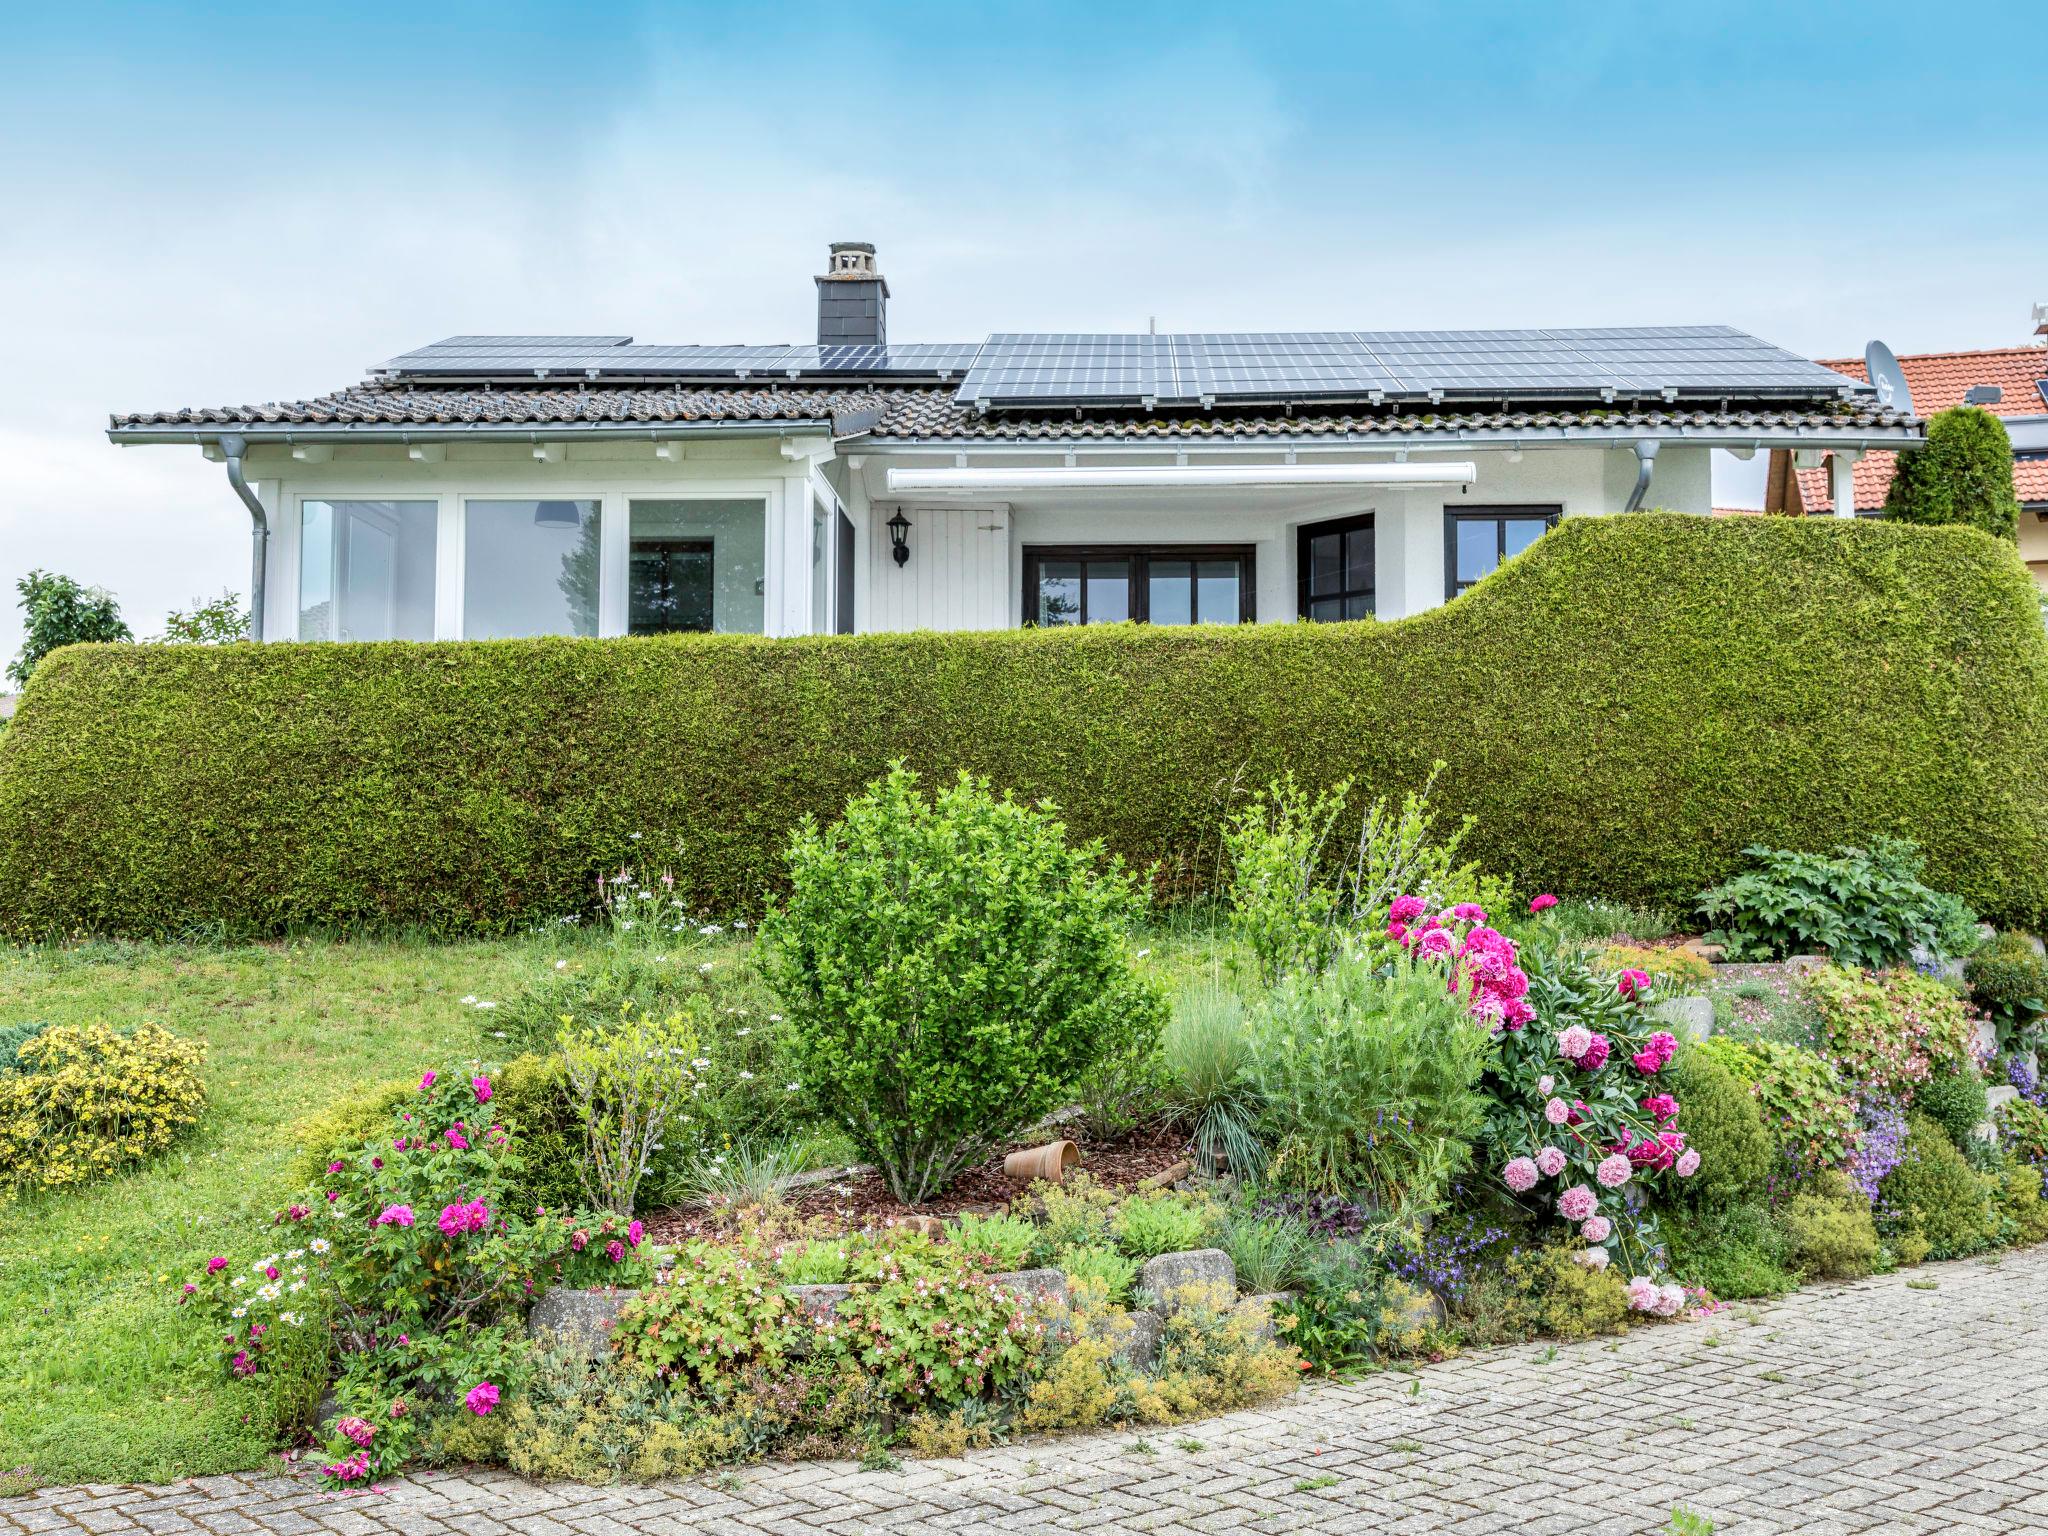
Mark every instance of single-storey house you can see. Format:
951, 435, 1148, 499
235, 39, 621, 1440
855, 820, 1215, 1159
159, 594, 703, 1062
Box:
110, 243, 1920, 642
1763, 325, 2048, 583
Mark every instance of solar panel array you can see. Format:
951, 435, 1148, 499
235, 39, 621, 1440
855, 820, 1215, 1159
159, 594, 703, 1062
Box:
380, 327, 1866, 406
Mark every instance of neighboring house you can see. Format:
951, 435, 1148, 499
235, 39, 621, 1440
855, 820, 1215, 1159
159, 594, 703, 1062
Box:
1766, 325, 2048, 582
110, 243, 1919, 642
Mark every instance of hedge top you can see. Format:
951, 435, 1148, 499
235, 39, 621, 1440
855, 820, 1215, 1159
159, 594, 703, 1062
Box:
2, 513, 2044, 937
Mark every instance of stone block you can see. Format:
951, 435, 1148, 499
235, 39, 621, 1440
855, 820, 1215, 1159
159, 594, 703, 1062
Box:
1972, 1017, 2000, 1062
1234, 1291, 1292, 1346
989, 1267, 1071, 1313
1138, 1248, 1236, 1311
1651, 995, 1714, 1042
528, 1285, 641, 1359
1116, 1308, 1165, 1370
786, 1283, 853, 1324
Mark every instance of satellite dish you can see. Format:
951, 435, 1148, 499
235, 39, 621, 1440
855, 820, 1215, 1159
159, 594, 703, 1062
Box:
1864, 340, 1914, 415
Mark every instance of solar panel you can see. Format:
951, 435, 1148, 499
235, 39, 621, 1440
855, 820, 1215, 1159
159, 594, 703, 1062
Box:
380, 337, 988, 381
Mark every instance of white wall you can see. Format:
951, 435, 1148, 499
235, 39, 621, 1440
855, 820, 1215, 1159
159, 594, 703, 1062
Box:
863, 505, 1013, 631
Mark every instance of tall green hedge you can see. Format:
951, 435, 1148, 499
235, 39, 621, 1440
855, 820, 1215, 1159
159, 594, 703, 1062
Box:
2, 513, 2045, 937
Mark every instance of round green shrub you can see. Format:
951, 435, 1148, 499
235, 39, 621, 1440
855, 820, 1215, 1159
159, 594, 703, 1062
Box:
1661, 1200, 1794, 1299
760, 764, 1166, 1203
285, 1075, 414, 1187
1698, 1037, 1858, 1175
1964, 931, 2048, 1049
493, 1052, 586, 1213
1664, 1039, 1773, 1205
1883, 404, 2021, 539
0, 1021, 208, 1191
1776, 1171, 1879, 1280
1879, 1112, 1998, 1259
1915, 1059, 1990, 1151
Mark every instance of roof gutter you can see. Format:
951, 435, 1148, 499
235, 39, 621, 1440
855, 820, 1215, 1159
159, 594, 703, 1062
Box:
105, 419, 858, 447
216, 433, 268, 641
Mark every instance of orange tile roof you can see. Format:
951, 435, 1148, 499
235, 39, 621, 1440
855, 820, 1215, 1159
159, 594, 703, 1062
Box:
1793, 346, 2048, 512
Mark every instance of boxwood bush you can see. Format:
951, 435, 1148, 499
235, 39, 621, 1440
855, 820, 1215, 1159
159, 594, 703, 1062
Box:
2, 514, 2045, 937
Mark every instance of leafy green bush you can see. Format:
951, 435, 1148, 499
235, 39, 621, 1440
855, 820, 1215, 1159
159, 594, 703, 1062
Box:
0, 1021, 207, 1191
560, 1005, 710, 1218
1698, 839, 1980, 968
1880, 1113, 1998, 1259
761, 765, 1165, 1202
1662, 1040, 1774, 1206
1915, 1059, 1990, 1151
1994, 1161, 2048, 1246
775, 1239, 852, 1285
1057, 1244, 1139, 1304
1661, 1200, 1794, 1299
1964, 931, 2048, 1051
1112, 1190, 1220, 1260
1698, 1037, 1858, 1174
1805, 964, 1977, 1104
615, 1242, 801, 1398
7, 516, 2047, 938
7, 569, 130, 688
1997, 1096, 2048, 1165
1282, 1233, 1411, 1368
946, 1212, 1039, 1272
1884, 404, 2021, 540
1245, 949, 1491, 1208
1486, 1245, 1632, 1343
285, 1074, 415, 1188
1776, 1171, 1880, 1280
490, 1053, 585, 1212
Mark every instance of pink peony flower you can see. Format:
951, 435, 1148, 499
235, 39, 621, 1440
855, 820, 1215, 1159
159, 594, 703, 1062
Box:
335, 1416, 375, 1449
1578, 1035, 1611, 1072
1417, 926, 1456, 960
1557, 1185, 1598, 1222
375, 1204, 415, 1228
465, 1382, 500, 1416
1449, 902, 1488, 923
1544, 1096, 1570, 1126
472, 1075, 493, 1104
605, 1239, 626, 1263
1642, 1093, 1680, 1124
1595, 1154, 1632, 1188
1502, 996, 1536, 1028
327, 1161, 345, 1175
1676, 1148, 1702, 1178
1653, 1283, 1687, 1317
1616, 968, 1652, 1002
627, 1220, 644, 1248
1630, 1031, 1678, 1076
1536, 1074, 1556, 1096
1388, 894, 1427, 925
1387, 919, 1408, 942
1626, 1275, 1659, 1311
390, 1398, 409, 1419
1529, 893, 1559, 914
1502, 1156, 1540, 1193
230, 1350, 255, 1377
419, 1071, 437, 1091
1535, 1146, 1567, 1178
1557, 1025, 1592, 1061
1580, 1214, 1612, 1243
570, 1228, 589, 1252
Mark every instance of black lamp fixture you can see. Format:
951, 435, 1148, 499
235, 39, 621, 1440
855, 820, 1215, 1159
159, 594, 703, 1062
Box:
886, 510, 912, 567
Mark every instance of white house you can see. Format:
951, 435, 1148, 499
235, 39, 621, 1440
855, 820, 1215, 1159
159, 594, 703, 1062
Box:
110, 243, 1919, 643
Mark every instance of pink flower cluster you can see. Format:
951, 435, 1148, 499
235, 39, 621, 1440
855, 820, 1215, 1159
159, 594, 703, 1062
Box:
1557, 1026, 1611, 1072
437, 1199, 491, 1238
1626, 1275, 1688, 1316
323, 1448, 371, 1485
1631, 1031, 1678, 1075
335, 1416, 375, 1449
1388, 896, 1534, 1031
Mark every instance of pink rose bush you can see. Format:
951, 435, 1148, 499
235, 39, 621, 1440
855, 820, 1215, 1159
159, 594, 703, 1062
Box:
1389, 899, 1535, 1032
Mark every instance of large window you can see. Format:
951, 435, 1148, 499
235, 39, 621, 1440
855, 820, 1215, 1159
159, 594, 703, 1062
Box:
299, 499, 437, 641
1023, 546, 1253, 626
1445, 507, 1560, 598
1297, 514, 1374, 621
627, 500, 765, 634
464, 499, 601, 639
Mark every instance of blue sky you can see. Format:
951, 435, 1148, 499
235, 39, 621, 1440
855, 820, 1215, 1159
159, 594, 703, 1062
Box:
2, 0, 2044, 662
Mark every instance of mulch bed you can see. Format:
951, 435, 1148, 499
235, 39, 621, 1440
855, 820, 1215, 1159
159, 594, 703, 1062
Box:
643, 1120, 1191, 1245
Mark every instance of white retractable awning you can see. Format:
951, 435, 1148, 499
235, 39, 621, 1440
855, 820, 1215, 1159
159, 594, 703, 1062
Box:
885, 461, 1477, 494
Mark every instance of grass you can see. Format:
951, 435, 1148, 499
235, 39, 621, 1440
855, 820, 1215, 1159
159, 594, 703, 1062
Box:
0, 932, 573, 1482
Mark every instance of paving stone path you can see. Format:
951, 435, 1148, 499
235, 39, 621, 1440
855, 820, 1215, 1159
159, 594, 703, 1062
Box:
13, 1245, 2048, 1535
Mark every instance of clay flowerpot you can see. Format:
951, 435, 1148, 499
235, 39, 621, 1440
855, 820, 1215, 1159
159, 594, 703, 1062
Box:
1004, 1140, 1080, 1186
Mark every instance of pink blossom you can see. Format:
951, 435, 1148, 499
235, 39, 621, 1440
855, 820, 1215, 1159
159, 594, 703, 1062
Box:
1387, 919, 1408, 941
627, 1220, 645, 1248
1557, 1025, 1592, 1061
1654, 1283, 1687, 1317
1535, 1146, 1567, 1178
230, 1350, 255, 1377
1581, 1214, 1612, 1243
1502, 996, 1536, 1028
1616, 968, 1652, 1002
570, 1228, 589, 1252
1449, 903, 1489, 923
437, 1204, 467, 1237
1528, 893, 1558, 914
1631, 1031, 1678, 1075
335, 1416, 375, 1449
206, 1256, 228, 1274
419, 1071, 438, 1091
1388, 894, 1427, 925
1574, 1245, 1610, 1271
1417, 926, 1456, 960
1642, 1093, 1680, 1124
1626, 1275, 1659, 1311
472, 1075, 493, 1104
1676, 1148, 1702, 1178
1544, 1096, 1570, 1126
465, 1382, 500, 1417
1595, 1154, 1632, 1188
464, 1199, 490, 1232
605, 1239, 626, 1263
327, 1161, 345, 1174
446, 1127, 470, 1151
1557, 1184, 1598, 1222
1536, 1074, 1555, 1096
1578, 1034, 1611, 1072
1502, 1156, 1540, 1193
375, 1204, 415, 1228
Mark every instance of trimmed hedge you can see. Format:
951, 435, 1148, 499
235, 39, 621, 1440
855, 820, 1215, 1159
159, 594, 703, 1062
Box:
2, 513, 2045, 937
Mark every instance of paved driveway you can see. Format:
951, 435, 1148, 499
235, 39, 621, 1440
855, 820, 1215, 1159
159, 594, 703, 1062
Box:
12, 1246, 2048, 1535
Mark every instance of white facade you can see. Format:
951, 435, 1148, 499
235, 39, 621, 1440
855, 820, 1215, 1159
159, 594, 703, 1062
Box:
233, 431, 1725, 641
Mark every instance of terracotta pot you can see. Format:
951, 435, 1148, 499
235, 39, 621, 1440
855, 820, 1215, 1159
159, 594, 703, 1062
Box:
1003, 1139, 1080, 1185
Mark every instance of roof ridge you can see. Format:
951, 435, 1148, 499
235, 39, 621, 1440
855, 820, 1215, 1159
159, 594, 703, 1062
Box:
1818, 345, 2048, 367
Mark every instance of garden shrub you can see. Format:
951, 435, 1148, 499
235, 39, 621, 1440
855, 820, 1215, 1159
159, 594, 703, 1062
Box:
1775, 1171, 1880, 1280
0, 1020, 207, 1191
775, 1238, 852, 1285
1493, 1244, 1632, 1342
1805, 964, 1976, 1105
614, 1242, 801, 1398
945, 1212, 1038, 1272
761, 765, 1165, 1202
1661, 1200, 1794, 1300
491, 1052, 586, 1212
1282, 1233, 1410, 1368
1964, 931, 2048, 1052
1662, 1040, 1773, 1207
825, 1235, 1044, 1407
1245, 947, 1489, 1209
1025, 1176, 1121, 1262
1994, 1161, 2048, 1246
5, 516, 2046, 938
1879, 1113, 1998, 1259
1699, 1037, 1859, 1175
1884, 404, 2021, 539
285, 1074, 415, 1188
1997, 1096, 2048, 1168
1112, 1190, 1220, 1260
1530, 899, 1678, 946
1056, 1244, 1139, 1304
1698, 839, 1981, 968
560, 1004, 709, 1219
1915, 1058, 1990, 1151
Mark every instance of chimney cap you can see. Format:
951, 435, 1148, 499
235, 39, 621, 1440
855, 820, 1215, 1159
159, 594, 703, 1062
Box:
819, 241, 886, 289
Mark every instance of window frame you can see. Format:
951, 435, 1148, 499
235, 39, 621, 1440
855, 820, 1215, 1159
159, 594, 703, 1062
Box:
1443, 506, 1561, 599
1295, 512, 1376, 622
1021, 544, 1256, 626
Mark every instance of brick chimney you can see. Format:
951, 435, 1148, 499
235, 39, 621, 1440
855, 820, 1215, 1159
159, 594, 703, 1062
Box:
816, 242, 888, 346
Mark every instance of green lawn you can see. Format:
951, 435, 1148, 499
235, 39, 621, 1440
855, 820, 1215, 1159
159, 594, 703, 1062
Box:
0, 936, 563, 1482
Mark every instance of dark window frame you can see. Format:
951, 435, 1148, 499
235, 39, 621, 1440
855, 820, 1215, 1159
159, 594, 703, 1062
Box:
1444, 506, 1561, 599
1021, 544, 1256, 626
1296, 512, 1376, 621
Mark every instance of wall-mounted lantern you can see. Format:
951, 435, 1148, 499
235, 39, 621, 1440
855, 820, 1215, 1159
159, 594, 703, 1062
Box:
886, 510, 912, 567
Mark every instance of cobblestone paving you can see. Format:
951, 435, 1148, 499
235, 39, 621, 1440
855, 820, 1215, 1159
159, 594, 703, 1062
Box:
12, 1246, 2048, 1535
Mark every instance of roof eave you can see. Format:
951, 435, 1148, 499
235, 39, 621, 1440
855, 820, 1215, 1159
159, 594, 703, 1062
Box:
106, 417, 862, 447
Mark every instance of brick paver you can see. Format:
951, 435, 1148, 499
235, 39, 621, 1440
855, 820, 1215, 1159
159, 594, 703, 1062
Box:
12, 1247, 2048, 1535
